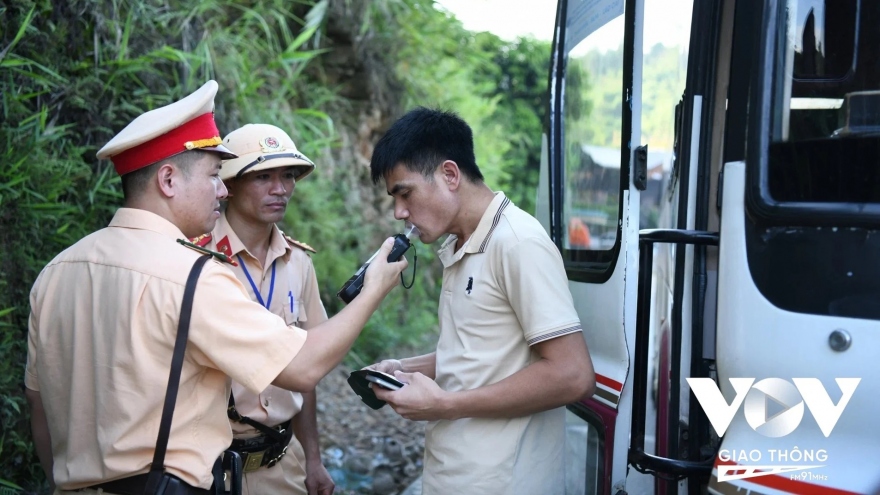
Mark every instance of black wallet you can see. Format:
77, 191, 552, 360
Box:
347, 369, 405, 410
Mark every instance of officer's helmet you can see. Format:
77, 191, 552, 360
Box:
220, 124, 315, 182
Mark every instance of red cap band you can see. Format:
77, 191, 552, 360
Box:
111, 113, 221, 175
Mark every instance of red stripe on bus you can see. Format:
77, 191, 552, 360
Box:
596, 373, 623, 392
716, 460, 860, 495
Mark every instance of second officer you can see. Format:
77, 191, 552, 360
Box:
193, 124, 335, 494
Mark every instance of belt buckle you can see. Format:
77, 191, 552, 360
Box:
243, 450, 266, 472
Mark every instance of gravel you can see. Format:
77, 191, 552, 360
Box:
315, 365, 426, 495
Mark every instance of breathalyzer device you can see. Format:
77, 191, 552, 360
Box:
337, 223, 419, 303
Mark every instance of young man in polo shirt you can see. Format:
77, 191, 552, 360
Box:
367, 107, 596, 494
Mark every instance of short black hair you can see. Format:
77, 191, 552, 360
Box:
370, 107, 484, 184
121, 150, 208, 199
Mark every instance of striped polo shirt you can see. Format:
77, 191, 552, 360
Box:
423, 192, 583, 495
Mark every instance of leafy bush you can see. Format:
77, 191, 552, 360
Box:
0, 0, 330, 488
0, 0, 554, 489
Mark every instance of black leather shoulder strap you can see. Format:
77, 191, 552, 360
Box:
145, 254, 212, 494
227, 393, 286, 442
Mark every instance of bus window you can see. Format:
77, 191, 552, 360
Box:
791, 0, 857, 80
747, 0, 880, 321
768, 0, 879, 204
562, 15, 626, 256
640, 0, 692, 230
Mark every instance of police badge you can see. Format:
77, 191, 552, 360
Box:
260, 136, 282, 153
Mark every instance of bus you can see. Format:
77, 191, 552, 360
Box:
538, 0, 880, 493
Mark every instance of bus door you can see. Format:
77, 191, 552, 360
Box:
707, 1, 880, 493
540, 0, 646, 492
539, 0, 729, 493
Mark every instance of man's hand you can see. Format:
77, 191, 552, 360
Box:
295, 389, 334, 495
373, 371, 452, 421
363, 352, 437, 380
364, 359, 403, 375
305, 460, 335, 495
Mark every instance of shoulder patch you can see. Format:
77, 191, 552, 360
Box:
177, 239, 238, 266
189, 233, 213, 247
282, 233, 317, 254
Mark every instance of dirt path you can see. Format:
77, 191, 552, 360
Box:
315, 365, 425, 494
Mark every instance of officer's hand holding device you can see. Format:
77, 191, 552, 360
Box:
337, 223, 419, 303
341, 224, 417, 408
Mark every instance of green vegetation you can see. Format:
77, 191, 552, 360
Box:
0, 0, 553, 489
567, 42, 686, 150
1, 0, 687, 489
562, 41, 686, 239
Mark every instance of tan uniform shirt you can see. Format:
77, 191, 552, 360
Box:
25, 208, 306, 490
422, 193, 583, 495
207, 212, 328, 432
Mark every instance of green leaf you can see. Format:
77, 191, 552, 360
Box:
0, 478, 23, 490
284, 23, 320, 55
117, 11, 135, 62
0, 5, 36, 63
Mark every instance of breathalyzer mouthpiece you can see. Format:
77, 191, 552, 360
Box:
403, 223, 420, 240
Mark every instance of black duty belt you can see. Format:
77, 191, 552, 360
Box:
85, 473, 211, 495
227, 418, 294, 473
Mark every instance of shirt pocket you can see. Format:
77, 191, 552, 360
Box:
284, 298, 308, 325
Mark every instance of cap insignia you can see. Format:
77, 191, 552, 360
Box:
177, 239, 236, 265
260, 136, 283, 153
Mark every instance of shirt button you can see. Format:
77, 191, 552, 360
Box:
263, 398, 270, 407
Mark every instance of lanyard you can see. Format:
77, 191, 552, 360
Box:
236, 255, 276, 309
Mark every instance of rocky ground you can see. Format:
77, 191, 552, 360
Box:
315, 365, 425, 495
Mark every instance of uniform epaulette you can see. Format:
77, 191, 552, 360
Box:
189, 233, 213, 247
177, 239, 238, 265
282, 232, 317, 254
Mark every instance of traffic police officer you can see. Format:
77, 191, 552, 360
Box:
191, 124, 334, 494
24, 81, 405, 494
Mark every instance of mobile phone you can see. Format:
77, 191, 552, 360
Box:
365, 372, 404, 391
347, 369, 406, 410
